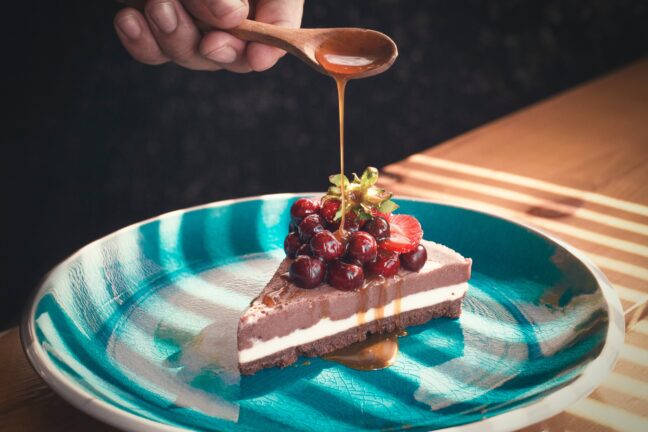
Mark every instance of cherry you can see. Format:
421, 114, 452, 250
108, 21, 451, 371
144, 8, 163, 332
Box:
363, 216, 390, 242
290, 198, 321, 221
347, 231, 378, 263
401, 244, 427, 271
336, 213, 362, 232
366, 250, 401, 277
298, 214, 324, 242
283, 232, 302, 258
320, 199, 341, 225
327, 260, 364, 291
289, 256, 325, 289
296, 243, 313, 257
289, 220, 299, 233
310, 230, 344, 261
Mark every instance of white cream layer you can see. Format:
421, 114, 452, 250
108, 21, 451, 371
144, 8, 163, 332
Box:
239, 282, 469, 364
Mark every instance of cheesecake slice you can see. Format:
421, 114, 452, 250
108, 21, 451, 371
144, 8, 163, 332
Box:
238, 239, 471, 375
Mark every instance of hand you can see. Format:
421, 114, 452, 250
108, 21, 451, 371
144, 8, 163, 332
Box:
114, 0, 304, 72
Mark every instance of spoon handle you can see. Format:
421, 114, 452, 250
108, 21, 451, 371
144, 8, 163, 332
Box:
227, 20, 306, 56
227, 20, 324, 73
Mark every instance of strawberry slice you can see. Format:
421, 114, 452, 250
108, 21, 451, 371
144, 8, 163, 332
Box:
380, 214, 423, 253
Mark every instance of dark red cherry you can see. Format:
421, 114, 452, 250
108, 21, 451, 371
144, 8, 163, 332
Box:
342, 216, 361, 233
400, 244, 427, 271
290, 198, 321, 221
298, 214, 324, 242
296, 243, 313, 257
363, 216, 390, 241
283, 232, 302, 258
289, 256, 325, 289
310, 230, 344, 261
327, 260, 364, 291
347, 231, 378, 263
320, 199, 341, 225
366, 250, 401, 277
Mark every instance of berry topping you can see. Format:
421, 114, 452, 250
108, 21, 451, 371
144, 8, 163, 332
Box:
296, 243, 313, 257
366, 250, 401, 277
400, 244, 428, 272
289, 220, 299, 233
362, 216, 390, 241
380, 214, 423, 253
327, 260, 364, 291
290, 198, 321, 222
298, 214, 325, 242
347, 231, 378, 264
283, 232, 302, 258
289, 256, 325, 289
342, 217, 361, 233
320, 199, 341, 225
310, 230, 344, 261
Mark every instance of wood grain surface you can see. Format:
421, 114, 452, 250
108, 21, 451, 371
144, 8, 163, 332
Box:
2, 59, 647, 431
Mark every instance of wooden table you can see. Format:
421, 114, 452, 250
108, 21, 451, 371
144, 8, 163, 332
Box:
1, 59, 647, 432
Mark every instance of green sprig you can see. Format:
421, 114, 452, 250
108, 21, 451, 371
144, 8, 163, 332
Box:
322, 167, 399, 221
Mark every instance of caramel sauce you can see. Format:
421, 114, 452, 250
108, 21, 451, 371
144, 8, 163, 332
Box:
314, 42, 394, 238
323, 331, 402, 371
261, 273, 292, 306
394, 276, 403, 326
336, 77, 348, 236
294, 40, 398, 372
356, 279, 368, 326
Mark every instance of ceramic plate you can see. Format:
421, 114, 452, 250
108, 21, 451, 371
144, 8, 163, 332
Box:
22, 194, 624, 432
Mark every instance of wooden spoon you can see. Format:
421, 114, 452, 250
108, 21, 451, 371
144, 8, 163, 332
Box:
118, 2, 397, 78
227, 19, 398, 79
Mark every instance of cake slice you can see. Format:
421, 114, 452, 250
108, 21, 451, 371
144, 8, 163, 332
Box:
237, 168, 472, 375
238, 239, 471, 375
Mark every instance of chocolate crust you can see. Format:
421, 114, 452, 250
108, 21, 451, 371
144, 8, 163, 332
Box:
239, 296, 464, 375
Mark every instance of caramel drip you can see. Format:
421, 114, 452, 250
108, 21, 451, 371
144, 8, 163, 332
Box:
375, 277, 388, 321
336, 78, 348, 236
315, 44, 382, 238
261, 273, 292, 306
394, 276, 403, 326
323, 331, 400, 371
356, 282, 368, 326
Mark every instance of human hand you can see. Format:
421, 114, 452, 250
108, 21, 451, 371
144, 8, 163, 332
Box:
114, 0, 304, 72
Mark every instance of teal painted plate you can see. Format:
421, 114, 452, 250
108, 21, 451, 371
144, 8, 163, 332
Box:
22, 194, 624, 432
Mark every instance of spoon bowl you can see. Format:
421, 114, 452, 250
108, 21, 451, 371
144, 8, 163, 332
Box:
229, 20, 398, 79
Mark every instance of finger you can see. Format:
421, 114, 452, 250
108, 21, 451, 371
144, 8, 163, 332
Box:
182, 0, 249, 29
247, 0, 304, 71
144, 0, 221, 70
199, 31, 252, 73
114, 8, 170, 65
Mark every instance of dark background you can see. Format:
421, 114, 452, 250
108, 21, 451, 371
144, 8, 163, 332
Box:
2, 0, 646, 329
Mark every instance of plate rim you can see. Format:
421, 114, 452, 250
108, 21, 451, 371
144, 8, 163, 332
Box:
20, 192, 625, 432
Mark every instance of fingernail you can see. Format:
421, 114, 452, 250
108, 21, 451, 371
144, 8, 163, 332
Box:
206, 45, 238, 64
208, 0, 246, 18
149, 1, 178, 34
116, 15, 142, 40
